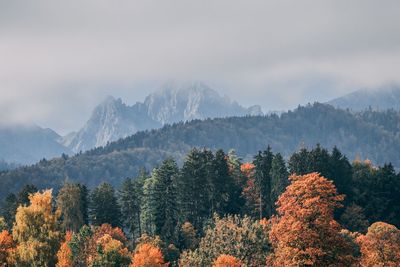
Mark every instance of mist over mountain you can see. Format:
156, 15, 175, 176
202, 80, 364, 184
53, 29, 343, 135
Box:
327, 84, 400, 111
64, 82, 263, 153
0, 124, 70, 165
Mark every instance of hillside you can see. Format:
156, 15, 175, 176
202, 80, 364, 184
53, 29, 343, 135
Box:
327, 84, 400, 111
1, 103, 399, 199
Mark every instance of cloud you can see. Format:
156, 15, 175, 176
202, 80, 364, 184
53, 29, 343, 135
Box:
0, 0, 400, 133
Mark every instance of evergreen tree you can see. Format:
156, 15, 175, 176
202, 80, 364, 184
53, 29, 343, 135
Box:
288, 147, 311, 175
1, 193, 18, 229
119, 177, 143, 242
269, 153, 289, 213
177, 148, 212, 230
17, 184, 38, 206
90, 183, 121, 227
210, 149, 242, 215
253, 146, 273, 218
142, 158, 179, 244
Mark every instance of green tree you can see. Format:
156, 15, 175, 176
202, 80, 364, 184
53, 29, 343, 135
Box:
142, 158, 179, 244
179, 215, 269, 267
269, 153, 288, 213
56, 183, 88, 232
119, 176, 144, 242
253, 146, 274, 218
90, 183, 121, 227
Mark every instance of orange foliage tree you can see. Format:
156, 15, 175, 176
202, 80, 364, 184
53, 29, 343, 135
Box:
131, 243, 168, 267
0, 230, 15, 266
268, 172, 357, 266
357, 222, 400, 266
56, 231, 73, 267
212, 254, 241, 267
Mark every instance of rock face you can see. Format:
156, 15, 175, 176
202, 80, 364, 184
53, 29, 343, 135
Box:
65, 82, 263, 152
0, 124, 70, 165
327, 84, 400, 111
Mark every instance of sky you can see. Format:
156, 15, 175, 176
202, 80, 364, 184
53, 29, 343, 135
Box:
1, 0, 400, 134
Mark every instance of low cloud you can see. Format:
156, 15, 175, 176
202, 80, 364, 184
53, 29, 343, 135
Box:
1, 0, 400, 133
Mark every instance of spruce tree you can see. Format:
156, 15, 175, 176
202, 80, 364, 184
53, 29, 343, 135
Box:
270, 153, 289, 214
89, 183, 121, 227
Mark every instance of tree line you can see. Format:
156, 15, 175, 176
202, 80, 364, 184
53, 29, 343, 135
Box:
0, 145, 399, 266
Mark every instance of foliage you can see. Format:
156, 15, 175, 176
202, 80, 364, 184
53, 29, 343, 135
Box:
57, 183, 88, 232
179, 215, 269, 267
357, 222, 400, 266
0, 230, 15, 266
12, 190, 61, 267
212, 254, 241, 267
130, 243, 168, 267
56, 231, 73, 267
268, 173, 357, 267
90, 183, 121, 227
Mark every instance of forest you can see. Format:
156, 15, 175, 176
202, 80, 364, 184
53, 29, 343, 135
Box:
0, 145, 399, 266
1, 103, 400, 201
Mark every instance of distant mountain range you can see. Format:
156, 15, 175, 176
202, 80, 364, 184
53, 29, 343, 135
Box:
1, 103, 400, 200
327, 84, 400, 111
1, 82, 400, 166
0, 124, 70, 165
0, 82, 263, 164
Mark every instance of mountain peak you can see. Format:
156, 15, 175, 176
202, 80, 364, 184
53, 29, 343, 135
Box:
64, 82, 263, 152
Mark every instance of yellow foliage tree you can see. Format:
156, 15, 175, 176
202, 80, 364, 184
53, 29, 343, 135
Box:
131, 243, 168, 267
12, 190, 61, 267
212, 254, 241, 267
357, 222, 400, 266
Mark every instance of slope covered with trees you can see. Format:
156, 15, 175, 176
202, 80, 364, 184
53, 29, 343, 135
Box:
1, 103, 400, 200
0, 146, 399, 266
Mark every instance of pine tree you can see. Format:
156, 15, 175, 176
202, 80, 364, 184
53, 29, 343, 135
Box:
142, 158, 179, 244
269, 153, 288, 214
119, 178, 143, 242
253, 146, 274, 219
177, 148, 212, 230
90, 183, 121, 227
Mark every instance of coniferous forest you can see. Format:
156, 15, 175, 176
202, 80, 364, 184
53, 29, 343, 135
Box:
0, 145, 399, 266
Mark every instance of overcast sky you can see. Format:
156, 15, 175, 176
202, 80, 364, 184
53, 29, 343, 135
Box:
1, 0, 400, 134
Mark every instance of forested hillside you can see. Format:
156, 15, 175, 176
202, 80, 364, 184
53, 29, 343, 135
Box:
1, 103, 400, 199
0, 146, 399, 266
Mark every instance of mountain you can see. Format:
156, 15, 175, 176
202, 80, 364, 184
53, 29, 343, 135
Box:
327, 84, 400, 111
2, 103, 400, 199
0, 124, 70, 165
65, 82, 263, 152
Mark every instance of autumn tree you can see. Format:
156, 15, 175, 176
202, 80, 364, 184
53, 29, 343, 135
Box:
268, 173, 356, 267
212, 254, 241, 267
56, 231, 73, 267
0, 230, 15, 266
179, 215, 269, 267
357, 222, 400, 266
57, 183, 88, 232
90, 183, 121, 227
12, 190, 61, 267
130, 243, 168, 267
69, 224, 129, 267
